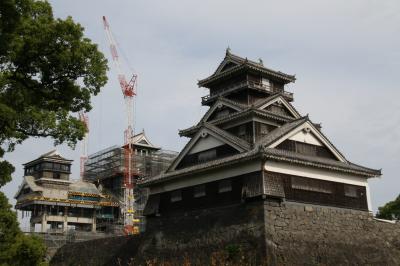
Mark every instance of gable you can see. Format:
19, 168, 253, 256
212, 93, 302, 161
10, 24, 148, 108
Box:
131, 132, 159, 149
289, 130, 323, 146
168, 127, 248, 172
264, 104, 294, 117
214, 59, 240, 75
201, 99, 243, 123
220, 62, 238, 72
176, 143, 239, 170
188, 135, 225, 154
207, 106, 239, 121
258, 96, 300, 118
268, 121, 347, 162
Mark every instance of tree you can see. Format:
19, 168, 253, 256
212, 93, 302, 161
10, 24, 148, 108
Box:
376, 194, 400, 220
0, 193, 47, 266
0, 0, 108, 264
0, 0, 108, 185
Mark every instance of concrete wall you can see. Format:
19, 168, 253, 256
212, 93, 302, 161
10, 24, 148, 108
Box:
51, 199, 400, 266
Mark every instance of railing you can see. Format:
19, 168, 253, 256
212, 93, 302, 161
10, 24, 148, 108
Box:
201, 81, 293, 104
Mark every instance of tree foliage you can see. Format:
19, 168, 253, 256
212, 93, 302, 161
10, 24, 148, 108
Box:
0, 0, 108, 265
0, 192, 47, 265
0, 0, 108, 185
376, 194, 400, 220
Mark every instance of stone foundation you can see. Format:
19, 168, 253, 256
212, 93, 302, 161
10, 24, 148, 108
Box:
51, 200, 400, 266
265, 201, 400, 265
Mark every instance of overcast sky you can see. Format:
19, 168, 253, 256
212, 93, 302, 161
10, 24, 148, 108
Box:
2, 0, 399, 230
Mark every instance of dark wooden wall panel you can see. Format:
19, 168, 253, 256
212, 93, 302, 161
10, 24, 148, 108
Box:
265, 171, 368, 211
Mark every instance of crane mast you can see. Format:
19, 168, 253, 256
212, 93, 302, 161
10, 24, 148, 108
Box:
79, 111, 89, 180
102, 16, 138, 235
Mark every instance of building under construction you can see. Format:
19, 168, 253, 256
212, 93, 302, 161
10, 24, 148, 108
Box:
83, 131, 178, 233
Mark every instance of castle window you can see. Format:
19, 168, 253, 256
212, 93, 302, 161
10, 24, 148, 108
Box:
238, 125, 246, 138
260, 124, 269, 136
291, 176, 332, 194
262, 78, 270, 89
170, 190, 182, 202
194, 184, 206, 198
43, 162, 52, 169
344, 185, 358, 198
53, 173, 61, 179
218, 180, 232, 193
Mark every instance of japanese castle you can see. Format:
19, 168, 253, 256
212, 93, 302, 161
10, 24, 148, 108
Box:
140, 49, 381, 216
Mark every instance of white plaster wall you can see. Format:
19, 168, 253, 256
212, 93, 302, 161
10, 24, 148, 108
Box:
289, 131, 323, 146
188, 135, 224, 154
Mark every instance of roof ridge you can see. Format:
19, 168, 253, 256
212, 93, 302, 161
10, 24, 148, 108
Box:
263, 148, 381, 177
199, 51, 296, 87
203, 122, 251, 151
253, 95, 302, 119
252, 93, 281, 108
218, 97, 248, 109
256, 116, 308, 147
140, 149, 262, 186
179, 107, 294, 137
226, 51, 263, 67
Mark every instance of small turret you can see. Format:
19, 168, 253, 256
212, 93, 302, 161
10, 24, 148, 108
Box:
23, 150, 72, 180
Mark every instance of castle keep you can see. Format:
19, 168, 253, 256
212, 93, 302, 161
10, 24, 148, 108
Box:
51, 51, 400, 266
140, 49, 380, 216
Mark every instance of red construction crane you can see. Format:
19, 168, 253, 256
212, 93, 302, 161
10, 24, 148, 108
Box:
102, 16, 138, 235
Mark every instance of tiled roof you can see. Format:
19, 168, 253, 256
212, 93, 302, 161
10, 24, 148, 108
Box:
262, 148, 381, 177
166, 122, 252, 173
179, 97, 246, 137
258, 116, 349, 162
145, 87, 381, 187
180, 107, 294, 137
140, 141, 380, 187
199, 51, 296, 87
69, 180, 101, 195
253, 93, 282, 108
139, 148, 262, 186
131, 131, 160, 150
204, 122, 251, 151
198, 97, 247, 123
253, 93, 302, 117
217, 97, 248, 109
23, 150, 73, 166
256, 117, 308, 147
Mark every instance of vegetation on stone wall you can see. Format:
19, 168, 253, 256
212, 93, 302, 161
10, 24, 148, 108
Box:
0, 0, 108, 265
376, 194, 400, 220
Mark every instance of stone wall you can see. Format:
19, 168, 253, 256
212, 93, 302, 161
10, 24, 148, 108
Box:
51, 199, 400, 266
51, 201, 267, 265
264, 200, 400, 265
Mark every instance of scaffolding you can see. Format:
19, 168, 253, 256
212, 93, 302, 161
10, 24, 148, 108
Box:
83, 145, 178, 232
84, 146, 177, 182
